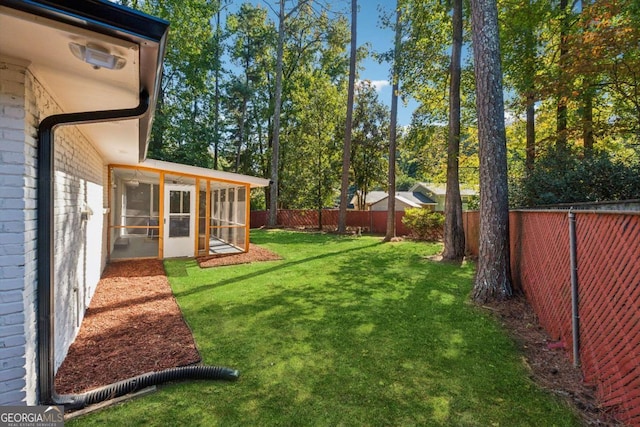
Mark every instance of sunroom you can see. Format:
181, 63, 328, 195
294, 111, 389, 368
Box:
109, 158, 269, 260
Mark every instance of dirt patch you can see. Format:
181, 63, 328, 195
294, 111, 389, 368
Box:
197, 243, 281, 268
482, 296, 622, 426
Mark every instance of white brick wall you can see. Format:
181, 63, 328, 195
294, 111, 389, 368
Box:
0, 59, 108, 405
0, 59, 36, 405
26, 73, 107, 372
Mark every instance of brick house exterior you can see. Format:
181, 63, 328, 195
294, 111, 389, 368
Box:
0, 0, 169, 405
0, 59, 39, 405
1, 57, 113, 404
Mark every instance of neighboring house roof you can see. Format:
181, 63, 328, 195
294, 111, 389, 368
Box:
374, 191, 437, 207
399, 191, 437, 205
393, 195, 422, 208
141, 159, 270, 188
364, 191, 389, 205
410, 182, 478, 197
356, 191, 437, 208
349, 191, 384, 207
0, 0, 169, 164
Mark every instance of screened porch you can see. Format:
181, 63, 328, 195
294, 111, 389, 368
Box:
108, 161, 268, 260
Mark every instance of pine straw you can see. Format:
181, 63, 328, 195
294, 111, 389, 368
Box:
483, 296, 623, 426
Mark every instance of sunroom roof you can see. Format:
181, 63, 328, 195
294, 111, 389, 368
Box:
140, 159, 270, 188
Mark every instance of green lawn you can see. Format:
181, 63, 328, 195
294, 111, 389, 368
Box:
70, 229, 580, 426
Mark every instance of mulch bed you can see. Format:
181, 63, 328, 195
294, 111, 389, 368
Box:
54, 245, 281, 395
197, 243, 282, 268
54, 259, 201, 394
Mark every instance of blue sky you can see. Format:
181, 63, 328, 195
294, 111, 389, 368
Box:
352, 0, 417, 126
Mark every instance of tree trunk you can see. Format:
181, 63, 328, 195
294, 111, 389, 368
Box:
213, 6, 222, 170
338, 0, 357, 234
384, 5, 401, 242
236, 94, 248, 173
268, 0, 286, 227
581, 0, 594, 156
523, 1, 536, 174
470, 0, 513, 302
442, 0, 465, 261
525, 92, 535, 173
255, 110, 268, 210
317, 148, 323, 230
556, 0, 569, 148
583, 85, 594, 154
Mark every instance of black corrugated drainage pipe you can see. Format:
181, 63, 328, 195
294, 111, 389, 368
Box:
58, 366, 239, 410
37, 90, 239, 410
568, 210, 580, 368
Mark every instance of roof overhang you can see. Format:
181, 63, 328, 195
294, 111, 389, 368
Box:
0, 0, 169, 164
140, 159, 271, 188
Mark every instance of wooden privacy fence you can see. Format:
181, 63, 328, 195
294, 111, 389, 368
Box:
250, 209, 412, 235
465, 210, 640, 426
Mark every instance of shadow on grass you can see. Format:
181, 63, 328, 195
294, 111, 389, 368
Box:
165, 234, 578, 426
249, 228, 361, 246
64, 233, 579, 427
169, 241, 381, 299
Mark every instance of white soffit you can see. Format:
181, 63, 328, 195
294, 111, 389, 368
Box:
0, 6, 142, 165
141, 159, 271, 188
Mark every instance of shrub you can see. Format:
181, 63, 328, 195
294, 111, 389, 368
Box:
401, 208, 444, 241
511, 146, 640, 207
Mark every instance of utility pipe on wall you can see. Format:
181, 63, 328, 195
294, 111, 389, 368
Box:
568, 210, 580, 367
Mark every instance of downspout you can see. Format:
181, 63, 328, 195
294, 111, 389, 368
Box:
568, 210, 580, 367
37, 91, 238, 410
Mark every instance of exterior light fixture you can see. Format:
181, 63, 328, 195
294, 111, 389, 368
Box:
68, 42, 126, 70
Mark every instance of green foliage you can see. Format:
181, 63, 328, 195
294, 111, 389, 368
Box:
511, 146, 640, 207
122, 0, 640, 216
350, 81, 390, 201
500, 0, 640, 152
400, 116, 447, 182
466, 194, 480, 210
499, 0, 549, 113
69, 230, 581, 427
395, 0, 451, 118
280, 68, 345, 210
395, 174, 418, 191
135, 0, 219, 168
401, 208, 445, 241
223, 3, 275, 175
250, 187, 267, 211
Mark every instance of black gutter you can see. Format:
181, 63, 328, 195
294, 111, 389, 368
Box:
37, 92, 239, 409
0, 0, 168, 42
37, 91, 151, 404
0, 0, 169, 161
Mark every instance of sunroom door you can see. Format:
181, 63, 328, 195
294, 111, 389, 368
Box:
164, 184, 196, 258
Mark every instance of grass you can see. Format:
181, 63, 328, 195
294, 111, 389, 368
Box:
70, 229, 580, 426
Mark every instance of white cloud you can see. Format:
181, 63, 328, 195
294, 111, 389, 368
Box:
357, 79, 390, 92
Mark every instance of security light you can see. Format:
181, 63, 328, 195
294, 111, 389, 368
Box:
69, 42, 126, 70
